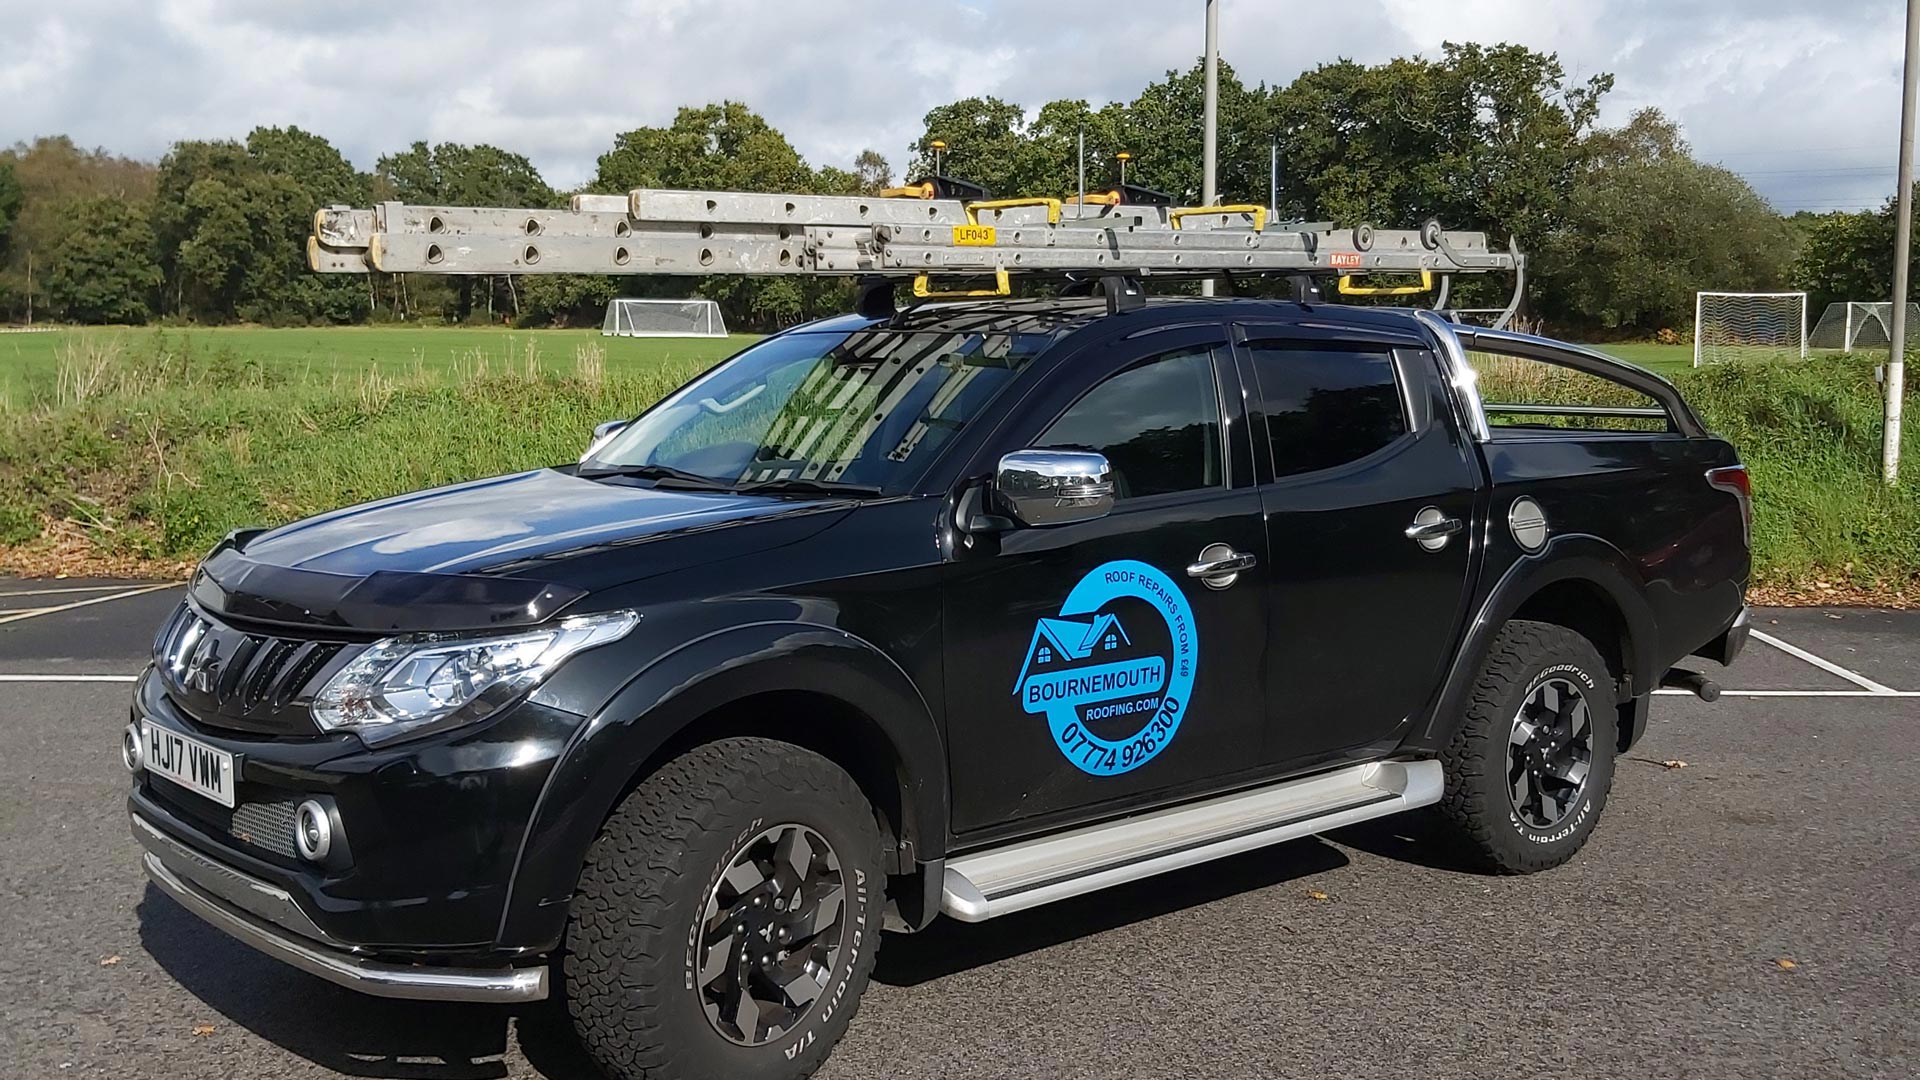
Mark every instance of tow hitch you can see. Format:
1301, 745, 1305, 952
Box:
1662, 667, 1721, 702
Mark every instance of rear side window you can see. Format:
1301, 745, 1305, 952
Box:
1246, 344, 1407, 477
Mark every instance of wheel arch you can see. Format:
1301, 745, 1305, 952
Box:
497, 622, 948, 950
1411, 534, 1658, 754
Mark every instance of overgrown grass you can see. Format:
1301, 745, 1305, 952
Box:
0, 335, 1913, 593
0, 334, 715, 561
0, 325, 755, 406
1677, 357, 1919, 587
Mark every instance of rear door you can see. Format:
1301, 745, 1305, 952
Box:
941, 325, 1273, 838
1235, 323, 1482, 769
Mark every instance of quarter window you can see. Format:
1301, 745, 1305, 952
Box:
1036, 347, 1223, 500
1247, 345, 1407, 477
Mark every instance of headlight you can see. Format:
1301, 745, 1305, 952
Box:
312, 610, 638, 744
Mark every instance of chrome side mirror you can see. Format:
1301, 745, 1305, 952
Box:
580, 419, 628, 463
995, 449, 1115, 527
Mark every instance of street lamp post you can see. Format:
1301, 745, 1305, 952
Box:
1269, 137, 1278, 219
1200, 0, 1219, 297
1888, 0, 1917, 484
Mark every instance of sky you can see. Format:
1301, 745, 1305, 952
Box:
0, 0, 1908, 214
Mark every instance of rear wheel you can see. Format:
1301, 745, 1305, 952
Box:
1434, 619, 1618, 873
565, 738, 884, 1080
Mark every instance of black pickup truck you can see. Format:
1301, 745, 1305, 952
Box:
125, 297, 1750, 1080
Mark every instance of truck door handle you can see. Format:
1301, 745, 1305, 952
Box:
1405, 508, 1464, 551
1187, 545, 1257, 589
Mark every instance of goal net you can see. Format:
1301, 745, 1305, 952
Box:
1807, 302, 1920, 352
602, 298, 727, 338
1693, 291, 1807, 366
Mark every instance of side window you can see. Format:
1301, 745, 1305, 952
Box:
1464, 346, 1669, 433
1035, 347, 1223, 500
1247, 344, 1407, 477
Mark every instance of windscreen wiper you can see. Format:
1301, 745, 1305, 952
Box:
731, 477, 884, 497
576, 463, 733, 491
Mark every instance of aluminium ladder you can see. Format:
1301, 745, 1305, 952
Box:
307, 187, 1524, 321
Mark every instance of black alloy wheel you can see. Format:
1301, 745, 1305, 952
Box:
697, 823, 847, 1047
1506, 676, 1595, 829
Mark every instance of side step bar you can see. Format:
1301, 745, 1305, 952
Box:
941, 760, 1443, 922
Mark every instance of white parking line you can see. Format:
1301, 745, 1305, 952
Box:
0, 582, 179, 626
1655, 688, 1920, 698
0, 674, 139, 683
0, 583, 161, 598
1750, 629, 1900, 695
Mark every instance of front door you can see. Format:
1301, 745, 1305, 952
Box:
943, 328, 1273, 838
1236, 327, 1481, 769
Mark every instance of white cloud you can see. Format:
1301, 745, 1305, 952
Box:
0, 0, 1903, 211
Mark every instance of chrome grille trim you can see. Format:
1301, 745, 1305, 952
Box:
153, 604, 347, 729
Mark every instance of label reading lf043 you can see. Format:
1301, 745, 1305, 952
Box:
951, 225, 997, 246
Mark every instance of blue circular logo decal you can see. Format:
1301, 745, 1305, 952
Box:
1012, 559, 1199, 776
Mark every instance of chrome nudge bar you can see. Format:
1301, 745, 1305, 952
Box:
132, 812, 547, 1003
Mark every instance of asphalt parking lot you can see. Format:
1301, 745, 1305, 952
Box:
1, 579, 1914, 1079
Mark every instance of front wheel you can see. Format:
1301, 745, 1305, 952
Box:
1433, 619, 1619, 874
564, 738, 885, 1080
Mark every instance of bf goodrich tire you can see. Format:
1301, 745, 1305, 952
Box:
1434, 619, 1619, 874
564, 738, 885, 1080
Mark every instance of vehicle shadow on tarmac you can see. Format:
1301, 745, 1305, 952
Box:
1320, 814, 1491, 875
136, 884, 571, 1079
133, 835, 1394, 1077
872, 836, 1351, 988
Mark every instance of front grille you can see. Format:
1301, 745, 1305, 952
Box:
154, 604, 350, 733
147, 780, 302, 863
229, 799, 302, 860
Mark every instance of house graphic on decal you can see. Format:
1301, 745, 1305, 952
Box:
1012, 612, 1135, 692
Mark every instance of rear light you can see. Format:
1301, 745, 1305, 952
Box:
1706, 465, 1751, 545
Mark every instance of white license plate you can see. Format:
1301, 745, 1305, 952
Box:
141, 722, 236, 808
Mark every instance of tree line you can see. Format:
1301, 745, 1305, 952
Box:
0, 43, 1901, 336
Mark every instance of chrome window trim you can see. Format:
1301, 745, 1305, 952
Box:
1412, 310, 1491, 443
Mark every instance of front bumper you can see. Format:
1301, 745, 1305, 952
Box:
133, 812, 547, 1002
127, 662, 590, 962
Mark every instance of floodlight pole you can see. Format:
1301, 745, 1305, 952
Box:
1269, 137, 1278, 218
1077, 127, 1086, 219
1200, 0, 1220, 297
1888, 0, 1918, 484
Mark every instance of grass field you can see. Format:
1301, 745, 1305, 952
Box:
0, 324, 1907, 593
0, 326, 1694, 404
0, 326, 759, 405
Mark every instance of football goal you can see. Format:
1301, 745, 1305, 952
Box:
1694, 291, 1807, 366
602, 298, 727, 337
1807, 302, 1920, 353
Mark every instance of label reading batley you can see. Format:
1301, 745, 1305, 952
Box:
1013, 559, 1198, 776
952, 224, 997, 246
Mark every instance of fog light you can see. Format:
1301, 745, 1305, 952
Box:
122, 723, 143, 773
294, 800, 333, 862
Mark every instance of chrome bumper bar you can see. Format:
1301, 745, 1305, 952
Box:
132, 813, 547, 1003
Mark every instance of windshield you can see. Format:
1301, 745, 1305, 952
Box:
582, 326, 1057, 493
